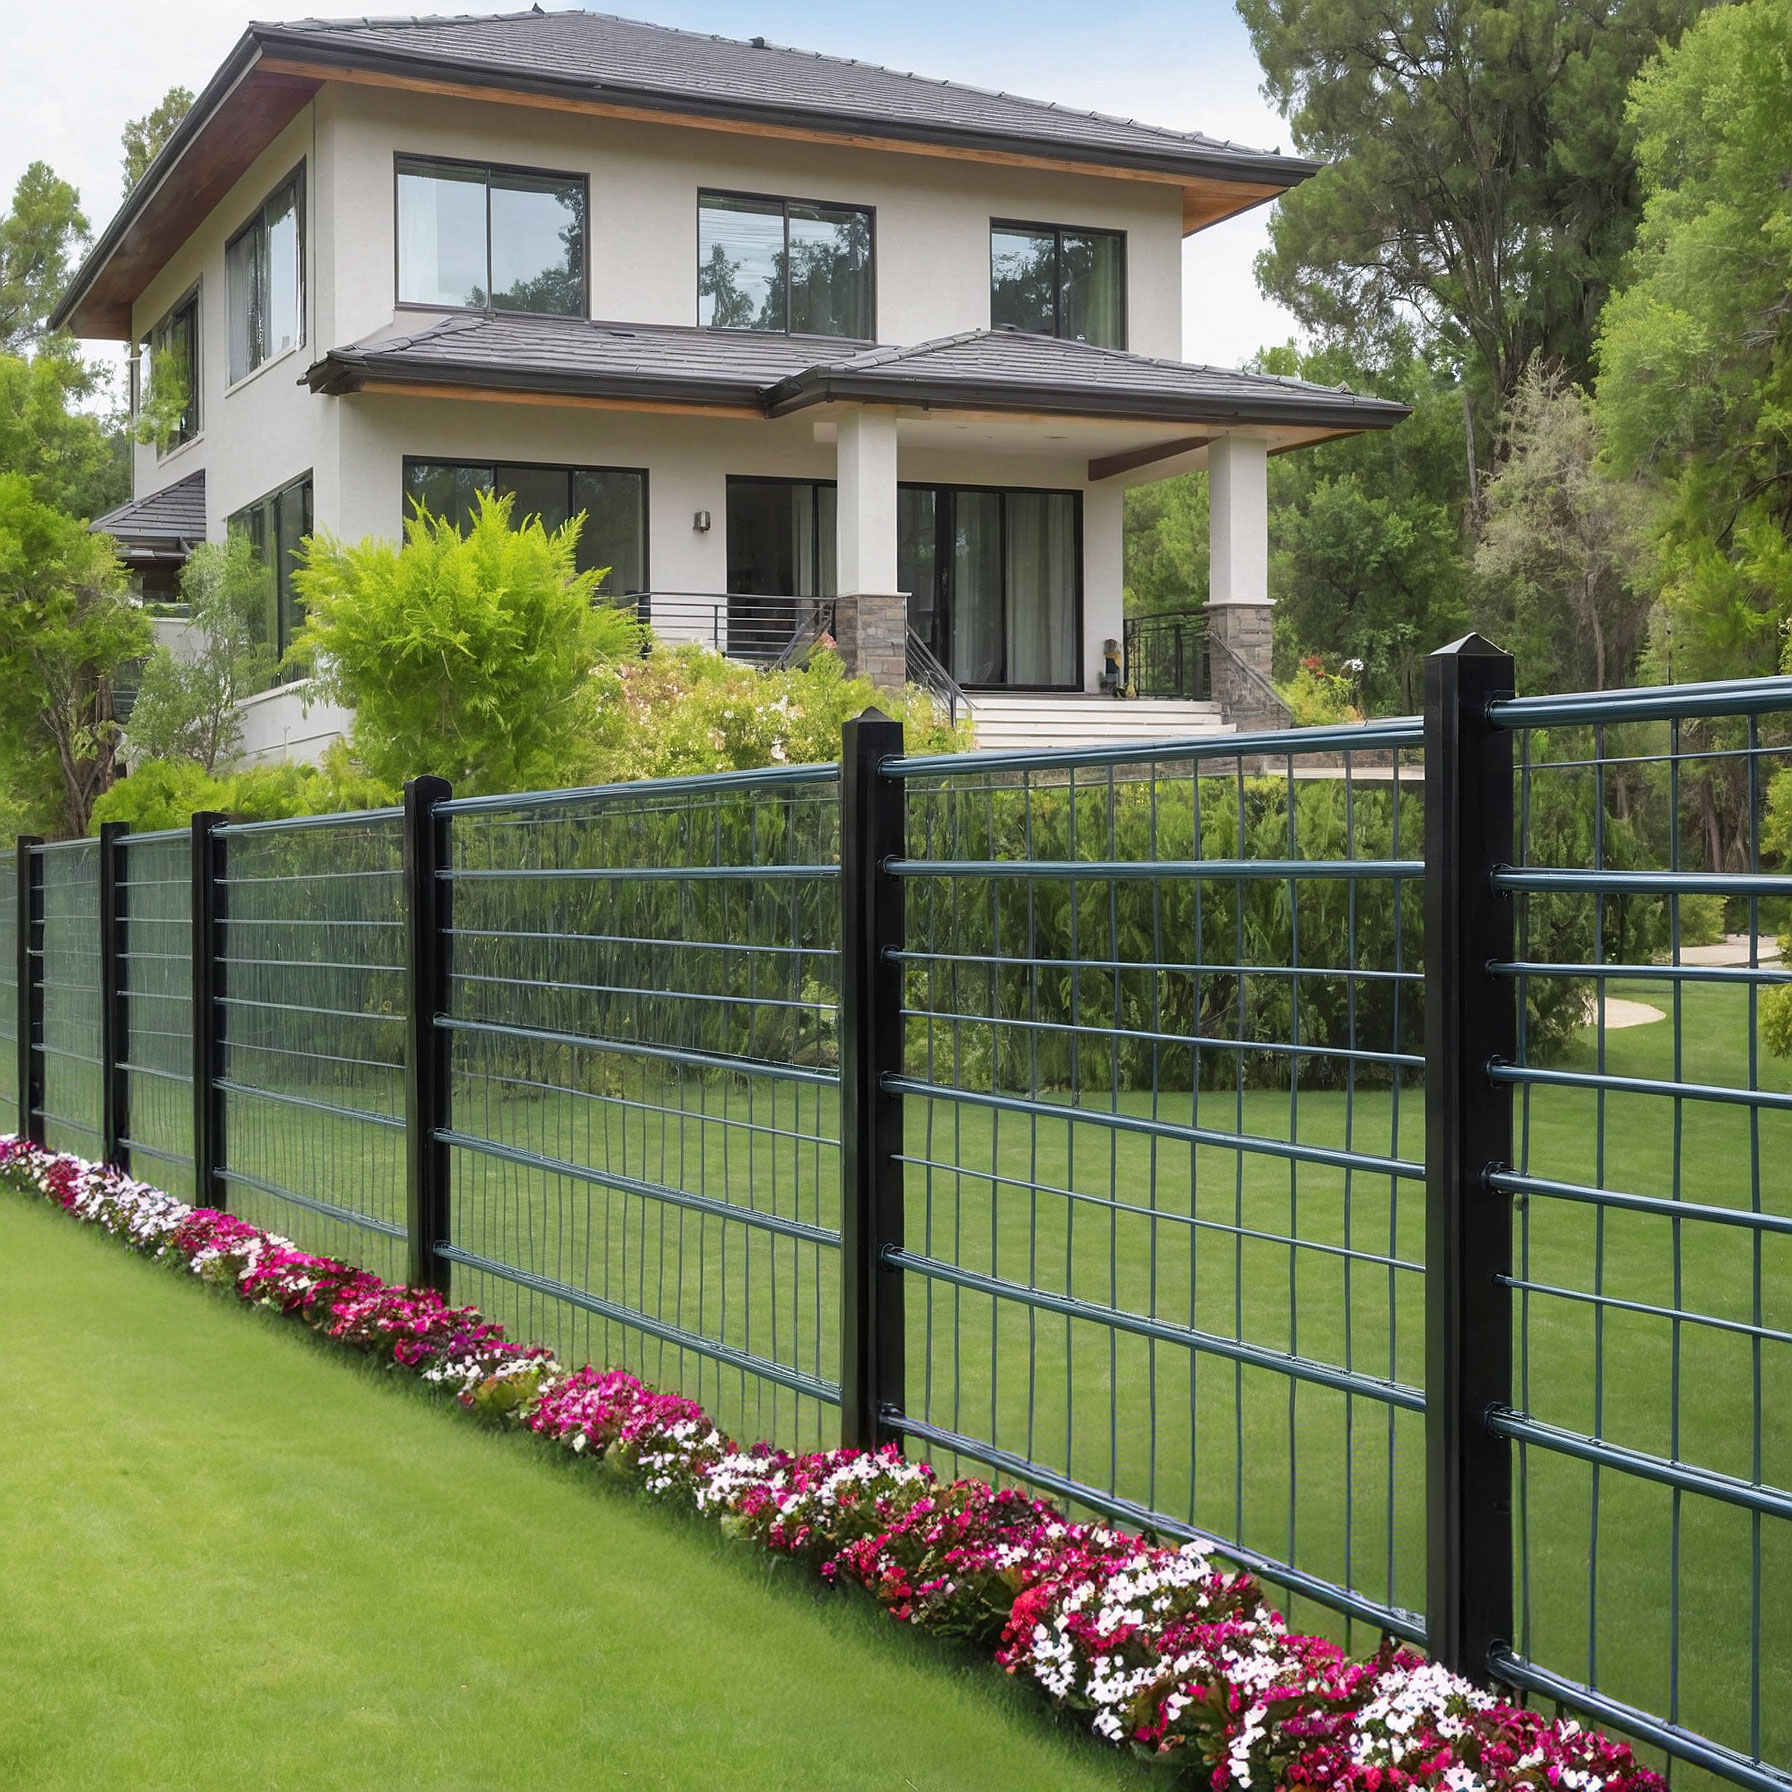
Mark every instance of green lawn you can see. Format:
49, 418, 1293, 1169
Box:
0, 1192, 1156, 1792
62, 974, 1790, 1781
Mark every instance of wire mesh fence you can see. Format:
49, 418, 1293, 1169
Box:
6, 655, 1791, 1792
214, 811, 409, 1282
1481, 683, 1792, 1792
883, 723, 1427, 1645
37, 840, 102, 1160
438, 766, 843, 1453
117, 829, 195, 1204
0, 845, 15, 1139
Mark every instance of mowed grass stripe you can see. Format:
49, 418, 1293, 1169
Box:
0, 1194, 1152, 1792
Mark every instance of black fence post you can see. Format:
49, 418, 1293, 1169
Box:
839, 709, 907, 1453
16, 837, 43, 1147
1424, 633, 1518, 1683
99, 821, 129, 1171
404, 776, 453, 1296
191, 811, 227, 1210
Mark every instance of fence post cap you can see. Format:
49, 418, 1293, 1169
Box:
1431, 632, 1510, 661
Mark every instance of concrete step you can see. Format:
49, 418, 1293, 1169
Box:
966, 694, 1234, 752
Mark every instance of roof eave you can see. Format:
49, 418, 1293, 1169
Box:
250, 26, 1322, 191
49, 31, 270, 336
765, 370, 1411, 430
304, 349, 773, 412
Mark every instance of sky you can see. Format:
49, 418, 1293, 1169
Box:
3, 0, 1303, 387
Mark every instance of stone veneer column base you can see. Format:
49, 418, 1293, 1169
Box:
833, 593, 908, 694
1205, 599, 1289, 732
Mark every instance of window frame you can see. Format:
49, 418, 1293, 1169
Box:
902, 478, 1085, 692
135, 282, 204, 459
720, 473, 1083, 691
989, 217, 1128, 349
696, 187, 877, 340
392, 153, 591, 319
227, 469, 314, 680
225, 162, 307, 390
399, 455, 651, 595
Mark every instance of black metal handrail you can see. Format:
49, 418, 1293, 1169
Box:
635, 591, 836, 667
1123, 608, 1210, 700
903, 627, 970, 725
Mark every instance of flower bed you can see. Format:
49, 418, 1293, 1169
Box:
0, 1136, 1661, 1792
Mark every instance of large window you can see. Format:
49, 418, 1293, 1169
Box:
135, 289, 201, 454
722, 475, 1078, 688
698, 191, 873, 338
229, 473, 313, 674
990, 221, 1126, 349
227, 167, 304, 385
396, 157, 586, 316
901, 484, 1080, 688
402, 459, 648, 596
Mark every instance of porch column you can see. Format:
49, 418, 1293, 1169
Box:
1207, 433, 1273, 684
834, 405, 906, 692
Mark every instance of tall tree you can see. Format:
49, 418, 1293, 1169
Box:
0, 473, 147, 836
121, 87, 195, 194
1240, 0, 1706, 406
1596, 0, 1792, 683
0, 345, 128, 520
0, 162, 88, 353
1475, 362, 1647, 690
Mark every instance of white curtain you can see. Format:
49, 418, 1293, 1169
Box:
1005, 492, 1076, 686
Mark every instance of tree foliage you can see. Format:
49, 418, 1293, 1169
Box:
0, 162, 89, 355
1595, 0, 1792, 683
124, 536, 278, 773
0, 345, 127, 521
121, 87, 195, 194
1475, 361, 1649, 690
1241, 0, 1706, 403
292, 490, 644, 794
0, 474, 146, 836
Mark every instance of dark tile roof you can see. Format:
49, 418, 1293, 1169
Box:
766, 330, 1412, 429
307, 314, 1410, 433
256, 10, 1316, 185
91, 470, 207, 560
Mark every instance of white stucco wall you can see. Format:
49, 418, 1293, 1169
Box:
314, 84, 1186, 358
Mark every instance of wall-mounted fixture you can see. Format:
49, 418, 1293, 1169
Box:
693, 509, 712, 532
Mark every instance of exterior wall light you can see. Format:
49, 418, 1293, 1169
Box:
693, 509, 712, 532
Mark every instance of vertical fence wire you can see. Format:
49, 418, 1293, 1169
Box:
881, 723, 1428, 1645
215, 810, 409, 1281
0, 846, 15, 1137
1483, 682, 1792, 1792
38, 840, 102, 1160
117, 830, 195, 1203
438, 767, 842, 1454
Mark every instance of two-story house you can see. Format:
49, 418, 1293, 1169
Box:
64, 9, 1407, 758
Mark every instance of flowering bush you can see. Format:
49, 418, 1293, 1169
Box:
1, 1136, 1663, 1792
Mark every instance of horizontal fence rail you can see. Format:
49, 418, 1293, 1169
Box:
438, 762, 844, 1453
212, 808, 410, 1282
7, 655, 1790, 1792
880, 718, 1429, 1646
1477, 673, 1792, 1792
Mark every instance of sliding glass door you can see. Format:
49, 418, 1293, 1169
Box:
904, 484, 1080, 690
725, 477, 837, 658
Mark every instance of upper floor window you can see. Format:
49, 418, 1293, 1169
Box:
698, 191, 873, 338
227, 166, 304, 385
991, 221, 1125, 349
396, 156, 586, 316
135, 288, 201, 455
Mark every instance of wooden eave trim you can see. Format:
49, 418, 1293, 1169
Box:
1088, 433, 1215, 481
256, 55, 1288, 235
